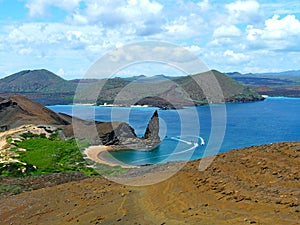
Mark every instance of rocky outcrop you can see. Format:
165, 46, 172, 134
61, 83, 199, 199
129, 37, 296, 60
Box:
143, 110, 160, 144
0, 95, 161, 150
62, 110, 161, 150
0, 99, 17, 110
99, 111, 161, 150
99, 122, 143, 148
143, 110, 159, 140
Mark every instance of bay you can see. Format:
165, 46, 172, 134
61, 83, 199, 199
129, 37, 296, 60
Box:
48, 97, 300, 165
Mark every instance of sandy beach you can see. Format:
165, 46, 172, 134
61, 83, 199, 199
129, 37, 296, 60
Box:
84, 145, 138, 168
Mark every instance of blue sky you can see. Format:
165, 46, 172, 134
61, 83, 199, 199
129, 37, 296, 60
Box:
1, 0, 300, 79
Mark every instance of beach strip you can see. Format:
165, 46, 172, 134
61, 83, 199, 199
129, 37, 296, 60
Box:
84, 145, 138, 168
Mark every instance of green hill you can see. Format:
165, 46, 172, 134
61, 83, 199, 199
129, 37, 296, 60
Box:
178, 70, 263, 104
87, 70, 264, 108
0, 69, 263, 106
0, 69, 76, 93
0, 69, 77, 105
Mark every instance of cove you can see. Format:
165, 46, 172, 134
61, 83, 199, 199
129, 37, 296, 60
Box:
48, 97, 300, 165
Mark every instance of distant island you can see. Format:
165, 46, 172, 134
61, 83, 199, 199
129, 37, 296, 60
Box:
0, 69, 264, 107
227, 70, 300, 98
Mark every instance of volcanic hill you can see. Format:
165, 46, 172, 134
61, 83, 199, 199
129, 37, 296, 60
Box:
0, 69, 263, 106
0, 69, 76, 94
0, 94, 69, 131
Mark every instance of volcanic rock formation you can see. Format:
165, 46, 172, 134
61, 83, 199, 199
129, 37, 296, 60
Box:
99, 110, 160, 150
143, 110, 160, 147
0, 95, 161, 150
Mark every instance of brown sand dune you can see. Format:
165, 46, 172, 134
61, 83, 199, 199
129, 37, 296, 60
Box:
0, 142, 299, 224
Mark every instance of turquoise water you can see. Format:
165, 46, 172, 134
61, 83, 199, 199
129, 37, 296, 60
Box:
49, 97, 300, 165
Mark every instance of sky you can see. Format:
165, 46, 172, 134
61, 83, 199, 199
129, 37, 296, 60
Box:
1, 0, 300, 79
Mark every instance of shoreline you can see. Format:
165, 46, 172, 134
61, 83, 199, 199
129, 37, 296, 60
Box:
84, 145, 139, 169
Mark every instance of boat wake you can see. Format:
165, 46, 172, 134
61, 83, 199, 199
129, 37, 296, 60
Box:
131, 136, 205, 164
199, 136, 205, 145
172, 136, 205, 146
170, 137, 192, 145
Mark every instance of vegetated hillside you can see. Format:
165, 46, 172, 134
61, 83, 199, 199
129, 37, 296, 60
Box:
227, 71, 300, 97
0, 69, 263, 106
176, 70, 263, 104
90, 70, 263, 108
0, 69, 77, 105
0, 69, 76, 93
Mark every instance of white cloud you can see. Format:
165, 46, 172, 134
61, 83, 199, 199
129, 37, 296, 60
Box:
184, 45, 202, 55
1, 0, 300, 78
163, 17, 191, 36
26, 0, 81, 17
18, 48, 33, 55
86, 42, 207, 78
213, 25, 241, 37
261, 2, 300, 16
1, 22, 115, 69
7, 23, 61, 45
162, 14, 205, 40
57, 68, 65, 76
264, 14, 300, 37
68, 0, 164, 37
225, 0, 261, 24
70, 13, 89, 25
224, 50, 251, 63
8, 27, 29, 44
197, 0, 210, 11
246, 25, 263, 41
246, 14, 300, 51
209, 37, 234, 46
104, 43, 198, 66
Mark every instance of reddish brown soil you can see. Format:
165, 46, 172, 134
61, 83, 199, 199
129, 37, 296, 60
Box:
0, 94, 69, 129
0, 142, 299, 224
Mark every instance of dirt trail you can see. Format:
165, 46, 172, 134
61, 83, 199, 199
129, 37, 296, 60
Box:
0, 142, 299, 224
0, 126, 28, 149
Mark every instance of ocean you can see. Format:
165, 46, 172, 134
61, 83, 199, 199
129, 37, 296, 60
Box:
48, 97, 300, 165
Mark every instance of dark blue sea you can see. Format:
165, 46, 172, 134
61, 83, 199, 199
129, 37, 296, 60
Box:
48, 97, 300, 165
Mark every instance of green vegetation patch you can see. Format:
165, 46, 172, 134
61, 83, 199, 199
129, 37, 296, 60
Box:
1, 131, 130, 178
15, 137, 97, 176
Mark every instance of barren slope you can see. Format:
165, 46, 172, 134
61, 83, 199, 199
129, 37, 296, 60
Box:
0, 142, 299, 224
0, 94, 69, 130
